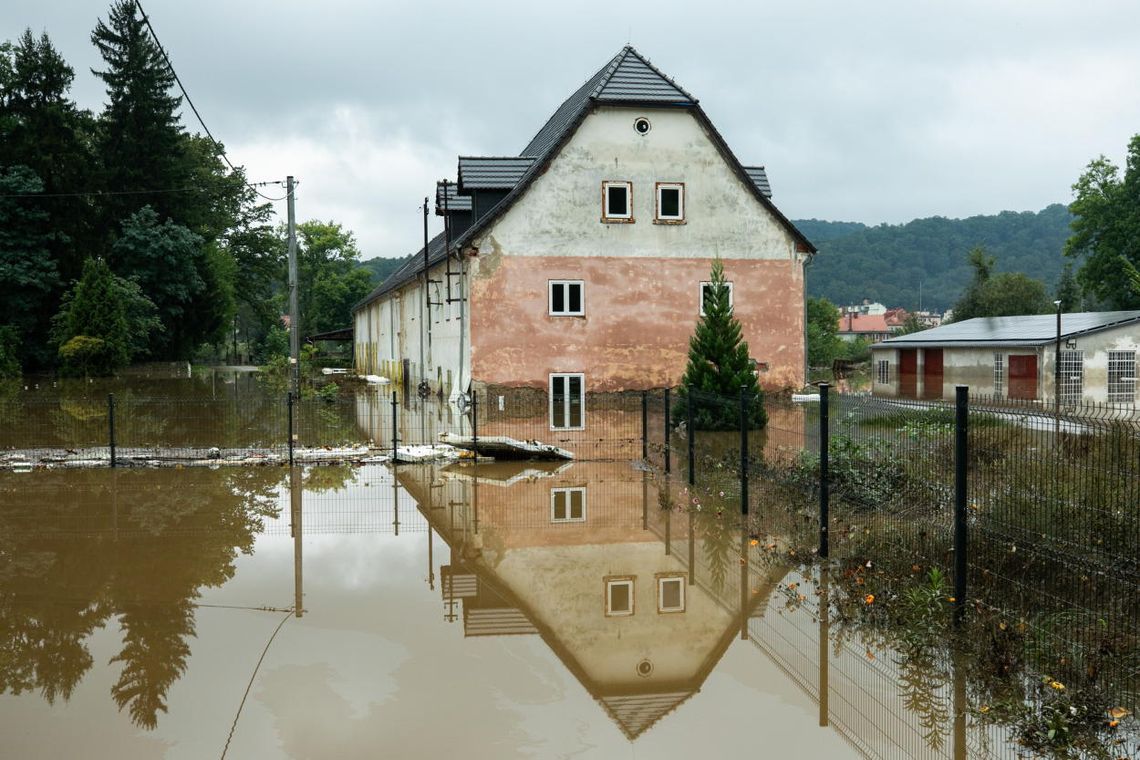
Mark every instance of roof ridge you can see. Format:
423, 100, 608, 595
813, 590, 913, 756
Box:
605, 46, 698, 104
589, 46, 632, 98
458, 155, 538, 160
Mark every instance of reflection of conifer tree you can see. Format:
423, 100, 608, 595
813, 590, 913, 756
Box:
110, 601, 194, 729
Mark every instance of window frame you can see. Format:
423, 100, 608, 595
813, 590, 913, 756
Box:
1107, 350, 1136, 405
605, 576, 635, 617
601, 180, 634, 223
699, 281, 734, 316
993, 353, 1005, 398
550, 487, 587, 523
876, 359, 890, 385
548, 279, 585, 317
549, 372, 586, 431
1059, 349, 1084, 406
656, 574, 686, 613
654, 182, 685, 224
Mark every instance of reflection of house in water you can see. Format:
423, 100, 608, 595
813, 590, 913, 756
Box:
397, 460, 777, 740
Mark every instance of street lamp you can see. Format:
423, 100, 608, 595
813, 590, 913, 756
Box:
1054, 300, 1062, 425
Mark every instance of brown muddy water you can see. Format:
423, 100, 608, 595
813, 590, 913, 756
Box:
2, 452, 1017, 760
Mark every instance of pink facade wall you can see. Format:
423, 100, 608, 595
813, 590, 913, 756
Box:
469, 254, 804, 392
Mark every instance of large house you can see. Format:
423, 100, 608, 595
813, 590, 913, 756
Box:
353, 46, 815, 422
870, 311, 1140, 405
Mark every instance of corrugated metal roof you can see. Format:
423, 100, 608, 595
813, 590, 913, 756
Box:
436, 181, 470, 214
874, 311, 1140, 349
456, 157, 536, 192
743, 166, 772, 198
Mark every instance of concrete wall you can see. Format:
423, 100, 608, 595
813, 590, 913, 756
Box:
467, 105, 807, 392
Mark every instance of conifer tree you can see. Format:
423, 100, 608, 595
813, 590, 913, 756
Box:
678, 258, 767, 430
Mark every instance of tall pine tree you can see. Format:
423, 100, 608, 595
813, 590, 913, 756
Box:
678, 258, 767, 430
91, 0, 187, 227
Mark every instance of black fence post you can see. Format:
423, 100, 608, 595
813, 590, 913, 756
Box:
819, 383, 829, 559
107, 393, 117, 468
641, 391, 648, 461
739, 386, 748, 516
954, 385, 969, 625
664, 388, 671, 474
287, 391, 294, 466
686, 386, 695, 487
471, 389, 478, 452
391, 390, 399, 463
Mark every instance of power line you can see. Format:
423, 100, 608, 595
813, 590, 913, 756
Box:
0, 181, 288, 200
132, 0, 290, 204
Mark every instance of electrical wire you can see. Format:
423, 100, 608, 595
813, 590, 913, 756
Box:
133, 0, 291, 204
219, 608, 294, 759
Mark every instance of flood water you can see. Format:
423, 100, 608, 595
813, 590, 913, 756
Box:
2, 451, 1014, 759
1, 370, 1048, 758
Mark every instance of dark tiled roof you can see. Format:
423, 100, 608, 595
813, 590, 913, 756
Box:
743, 166, 772, 198
353, 230, 449, 308
436, 181, 470, 214
875, 311, 1140, 348
457, 157, 536, 192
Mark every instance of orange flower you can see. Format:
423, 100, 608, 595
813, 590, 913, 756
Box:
1108, 720, 1120, 728
1048, 680, 1065, 691
749, 539, 759, 547
864, 594, 875, 605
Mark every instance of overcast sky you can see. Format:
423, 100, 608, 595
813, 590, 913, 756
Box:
4, 0, 1140, 259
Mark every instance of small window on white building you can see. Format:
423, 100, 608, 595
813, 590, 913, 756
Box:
602, 181, 633, 222
1059, 350, 1084, 406
551, 487, 586, 523
605, 577, 634, 616
550, 373, 585, 430
657, 575, 686, 613
993, 353, 1004, 398
699, 281, 733, 316
876, 359, 890, 385
549, 280, 584, 316
655, 182, 685, 223
1108, 350, 1136, 404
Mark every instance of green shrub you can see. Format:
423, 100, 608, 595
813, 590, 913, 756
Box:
58, 335, 117, 377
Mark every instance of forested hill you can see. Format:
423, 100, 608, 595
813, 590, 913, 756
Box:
360, 254, 412, 285
797, 204, 1073, 311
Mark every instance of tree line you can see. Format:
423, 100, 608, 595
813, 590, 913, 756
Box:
0, 1, 375, 378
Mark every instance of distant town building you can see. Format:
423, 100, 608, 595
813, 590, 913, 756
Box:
842, 299, 887, 317
837, 312, 891, 343
352, 46, 816, 422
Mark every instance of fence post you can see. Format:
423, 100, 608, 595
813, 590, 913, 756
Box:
391, 390, 398, 463
287, 391, 294, 466
641, 391, 648, 461
739, 386, 748, 516
687, 386, 695, 486
664, 388, 671, 474
954, 385, 969, 625
107, 393, 116, 468
819, 383, 829, 559
471, 389, 478, 452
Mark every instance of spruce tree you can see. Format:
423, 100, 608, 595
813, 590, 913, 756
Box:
678, 258, 767, 430
91, 0, 187, 226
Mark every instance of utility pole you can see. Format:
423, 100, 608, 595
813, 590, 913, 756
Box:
287, 175, 301, 397
420, 196, 429, 392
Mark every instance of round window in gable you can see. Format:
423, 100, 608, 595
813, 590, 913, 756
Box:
634, 117, 651, 135
636, 659, 654, 677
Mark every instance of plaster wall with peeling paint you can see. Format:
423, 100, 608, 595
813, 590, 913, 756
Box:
467, 105, 807, 393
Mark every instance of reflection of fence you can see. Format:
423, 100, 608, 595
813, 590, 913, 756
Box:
641, 384, 1140, 751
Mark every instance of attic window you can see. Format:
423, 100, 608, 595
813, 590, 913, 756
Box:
602, 181, 633, 223
655, 182, 684, 223
657, 575, 686, 613
605, 577, 635, 616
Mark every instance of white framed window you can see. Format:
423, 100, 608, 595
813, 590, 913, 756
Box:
551, 487, 586, 523
602, 181, 633, 222
605, 576, 635, 616
657, 575, 686, 613
655, 182, 685, 223
1107, 350, 1136, 404
1059, 350, 1084, 406
548, 280, 584, 316
549, 373, 585, 430
876, 359, 890, 385
993, 353, 1004, 397
699, 281, 734, 316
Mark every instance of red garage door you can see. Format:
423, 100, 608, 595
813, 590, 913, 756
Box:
1008, 354, 1038, 400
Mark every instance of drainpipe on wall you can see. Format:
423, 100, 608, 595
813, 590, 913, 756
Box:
802, 250, 814, 387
